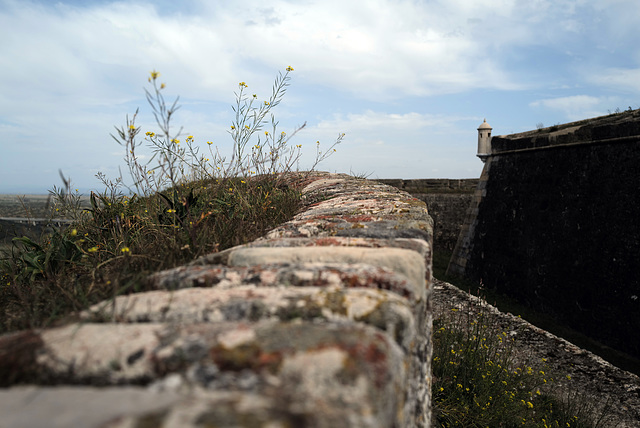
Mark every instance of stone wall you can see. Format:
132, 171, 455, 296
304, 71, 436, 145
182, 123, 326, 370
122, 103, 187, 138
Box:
448, 109, 640, 360
376, 179, 477, 252
0, 172, 434, 428
409, 194, 473, 252
376, 178, 478, 194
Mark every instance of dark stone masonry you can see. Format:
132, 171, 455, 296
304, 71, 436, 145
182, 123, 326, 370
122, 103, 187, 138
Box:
376, 179, 477, 252
449, 109, 640, 360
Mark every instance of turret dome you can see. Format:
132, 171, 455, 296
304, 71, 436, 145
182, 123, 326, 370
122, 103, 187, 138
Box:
478, 119, 492, 130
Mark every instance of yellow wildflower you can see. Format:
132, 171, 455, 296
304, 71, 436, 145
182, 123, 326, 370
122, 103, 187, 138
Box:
286, 66, 294, 71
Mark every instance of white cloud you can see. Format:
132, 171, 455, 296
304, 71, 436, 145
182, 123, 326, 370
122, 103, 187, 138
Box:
313, 110, 472, 135
2, 0, 632, 108
587, 68, 640, 93
296, 110, 480, 178
0, 0, 527, 102
529, 95, 618, 120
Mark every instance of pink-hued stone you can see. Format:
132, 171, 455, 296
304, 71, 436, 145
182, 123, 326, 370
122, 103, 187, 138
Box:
83, 286, 416, 351
147, 260, 423, 301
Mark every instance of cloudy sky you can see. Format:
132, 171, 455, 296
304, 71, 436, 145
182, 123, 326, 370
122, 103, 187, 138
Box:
1, 0, 639, 193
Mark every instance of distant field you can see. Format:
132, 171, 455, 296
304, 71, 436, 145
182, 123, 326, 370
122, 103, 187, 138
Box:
0, 194, 90, 218
0, 194, 90, 248
0, 194, 54, 218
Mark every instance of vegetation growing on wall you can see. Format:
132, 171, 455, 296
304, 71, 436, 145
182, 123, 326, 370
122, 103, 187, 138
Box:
432, 291, 619, 428
0, 67, 343, 333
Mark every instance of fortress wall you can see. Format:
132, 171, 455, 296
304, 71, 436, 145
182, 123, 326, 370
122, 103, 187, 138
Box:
376, 178, 478, 194
377, 179, 477, 252
413, 194, 473, 252
448, 110, 640, 359
0, 172, 433, 428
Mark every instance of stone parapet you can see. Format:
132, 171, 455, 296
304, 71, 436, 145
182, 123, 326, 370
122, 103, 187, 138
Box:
0, 172, 433, 428
491, 108, 640, 153
376, 178, 479, 194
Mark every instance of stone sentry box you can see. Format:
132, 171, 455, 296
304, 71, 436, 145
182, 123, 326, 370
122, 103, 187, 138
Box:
0, 172, 434, 428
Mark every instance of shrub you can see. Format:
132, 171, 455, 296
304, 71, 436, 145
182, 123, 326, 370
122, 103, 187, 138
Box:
432, 290, 618, 427
0, 67, 343, 332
